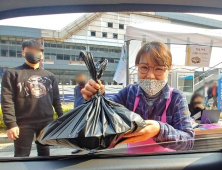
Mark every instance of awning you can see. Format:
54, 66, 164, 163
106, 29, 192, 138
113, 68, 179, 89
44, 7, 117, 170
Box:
125, 23, 222, 72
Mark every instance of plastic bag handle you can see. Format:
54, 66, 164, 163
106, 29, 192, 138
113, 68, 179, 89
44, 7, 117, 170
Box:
79, 51, 108, 82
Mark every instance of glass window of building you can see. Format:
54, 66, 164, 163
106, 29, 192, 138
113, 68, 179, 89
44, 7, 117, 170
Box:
104, 48, 108, 52
44, 53, 50, 59
65, 44, 71, 49
70, 45, 75, 49
89, 47, 94, 51
16, 38, 23, 45
0, 37, 9, 44
75, 57, 80, 61
119, 24, 124, 29
82, 46, 86, 50
51, 42, 57, 48
9, 37, 16, 44
64, 55, 70, 60
17, 53, 22, 58
16, 46, 22, 57
76, 46, 82, 50
91, 31, 96, 36
113, 33, 118, 39
114, 49, 119, 53
109, 48, 114, 53
108, 22, 113, 28
50, 53, 56, 60
109, 58, 114, 63
44, 41, 51, 47
57, 42, 63, 48
102, 32, 107, 38
1, 45, 8, 56
9, 46, 16, 57
57, 54, 63, 60
71, 55, 75, 61
114, 59, 119, 63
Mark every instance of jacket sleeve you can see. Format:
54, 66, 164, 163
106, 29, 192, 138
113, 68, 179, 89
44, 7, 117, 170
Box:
52, 75, 63, 117
153, 93, 194, 151
1, 70, 17, 129
109, 86, 128, 106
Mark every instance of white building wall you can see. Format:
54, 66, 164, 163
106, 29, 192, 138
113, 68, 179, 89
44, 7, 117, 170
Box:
66, 12, 170, 47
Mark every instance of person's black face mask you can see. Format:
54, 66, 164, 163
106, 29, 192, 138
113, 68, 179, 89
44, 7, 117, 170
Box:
25, 52, 41, 64
78, 81, 86, 87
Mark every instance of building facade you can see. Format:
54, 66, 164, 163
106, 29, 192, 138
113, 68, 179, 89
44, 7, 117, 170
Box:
1, 12, 222, 85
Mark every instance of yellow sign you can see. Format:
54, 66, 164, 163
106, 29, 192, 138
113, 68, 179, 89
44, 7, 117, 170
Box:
185, 45, 212, 67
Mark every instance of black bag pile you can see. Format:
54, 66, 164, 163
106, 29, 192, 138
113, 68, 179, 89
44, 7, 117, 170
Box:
37, 51, 146, 150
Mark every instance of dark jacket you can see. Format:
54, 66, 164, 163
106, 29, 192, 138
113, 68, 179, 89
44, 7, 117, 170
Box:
74, 85, 85, 108
188, 104, 205, 117
1, 63, 63, 129
111, 84, 194, 151
207, 86, 218, 98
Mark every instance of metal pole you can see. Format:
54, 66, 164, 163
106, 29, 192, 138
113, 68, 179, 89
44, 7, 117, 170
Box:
126, 40, 130, 85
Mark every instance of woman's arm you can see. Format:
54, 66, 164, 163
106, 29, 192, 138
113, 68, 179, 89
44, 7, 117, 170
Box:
153, 93, 194, 151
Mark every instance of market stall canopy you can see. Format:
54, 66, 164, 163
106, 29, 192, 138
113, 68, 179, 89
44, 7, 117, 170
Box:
125, 23, 222, 72
1, 0, 222, 20
125, 23, 222, 46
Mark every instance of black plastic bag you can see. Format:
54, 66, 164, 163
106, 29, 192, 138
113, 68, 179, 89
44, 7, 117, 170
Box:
37, 51, 146, 150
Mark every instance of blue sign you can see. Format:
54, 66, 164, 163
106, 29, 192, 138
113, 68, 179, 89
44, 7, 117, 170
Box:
217, 69, 222, 111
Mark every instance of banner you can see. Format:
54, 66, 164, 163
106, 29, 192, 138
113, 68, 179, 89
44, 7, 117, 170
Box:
113, 46, 126, 85
218, 69, 222, 111
185, 46, 212, 67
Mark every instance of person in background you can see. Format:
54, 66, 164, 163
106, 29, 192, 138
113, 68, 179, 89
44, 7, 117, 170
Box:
204, 82, 210, 107
74, 73, 87, 108
1, 39, 63, 157
212, 81, 218, 109
188, 93, 205, 117
71, 73, 87, 154
208, 81, 218, 109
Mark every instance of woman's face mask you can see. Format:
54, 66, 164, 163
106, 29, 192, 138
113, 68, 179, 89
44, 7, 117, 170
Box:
137, 54, 169, 96
138, 77, 168, 96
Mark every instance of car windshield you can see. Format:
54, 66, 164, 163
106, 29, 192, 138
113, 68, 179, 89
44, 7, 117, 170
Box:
1, 11, 222, 159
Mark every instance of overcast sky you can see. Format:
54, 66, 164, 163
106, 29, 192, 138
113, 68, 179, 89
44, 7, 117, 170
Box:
0, 13, 85, 30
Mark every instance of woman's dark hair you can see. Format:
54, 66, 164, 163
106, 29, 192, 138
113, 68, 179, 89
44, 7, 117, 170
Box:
190, 93, 203, 105
135, 41, 172, 69
189, 93, 203, 114
22, 39, 44, 52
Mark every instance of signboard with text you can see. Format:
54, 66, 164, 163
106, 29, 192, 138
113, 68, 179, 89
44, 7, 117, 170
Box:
185, 46, 212, 67
218, 69, 222, 111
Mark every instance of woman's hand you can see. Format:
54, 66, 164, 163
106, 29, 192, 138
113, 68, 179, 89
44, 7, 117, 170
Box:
81, 79, 105, 100
119, 120, 161, 144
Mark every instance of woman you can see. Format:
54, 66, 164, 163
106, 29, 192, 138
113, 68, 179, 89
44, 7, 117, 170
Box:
81, 41, 194, 152
189, 93, 205, 117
